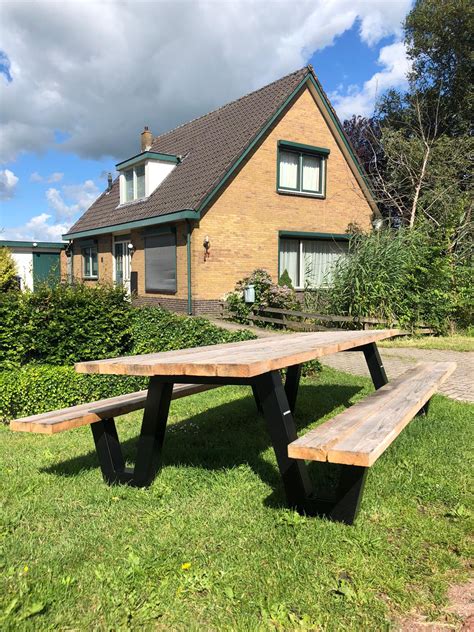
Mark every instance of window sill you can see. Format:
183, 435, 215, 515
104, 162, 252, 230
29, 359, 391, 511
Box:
145, 289, 177, 295
277, 189, 326, 200
277, 188, 325, 199
83, 276, 99, 280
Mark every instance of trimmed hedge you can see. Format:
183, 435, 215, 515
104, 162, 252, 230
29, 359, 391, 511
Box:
0, 364, 147, 422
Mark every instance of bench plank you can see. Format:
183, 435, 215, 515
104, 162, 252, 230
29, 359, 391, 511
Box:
288, 362, 456, 467
10, 383, 218, 435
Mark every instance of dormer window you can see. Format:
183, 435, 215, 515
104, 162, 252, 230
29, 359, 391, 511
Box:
124, 164, 145, 202
117, 150, 180, 206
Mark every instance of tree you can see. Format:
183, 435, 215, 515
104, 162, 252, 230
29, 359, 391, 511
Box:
0, 247, 19, 292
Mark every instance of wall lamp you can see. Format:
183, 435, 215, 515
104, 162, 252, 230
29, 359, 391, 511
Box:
203, 235, 211, 261
127, 242, 135, 254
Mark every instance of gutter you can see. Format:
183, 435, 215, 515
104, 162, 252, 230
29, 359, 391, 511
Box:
186, 219, 193, 315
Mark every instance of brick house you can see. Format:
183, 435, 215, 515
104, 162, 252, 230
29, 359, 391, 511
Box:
64, 66, 379, 314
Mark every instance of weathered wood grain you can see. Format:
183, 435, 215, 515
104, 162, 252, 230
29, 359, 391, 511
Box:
10, 383, 218, 435
288, 362, 456, 467
75, 330, 400, 378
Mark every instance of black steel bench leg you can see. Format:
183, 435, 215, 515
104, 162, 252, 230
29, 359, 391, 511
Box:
285, 364, 302, 415
326, 465, 368, 524
253, 370, 313, 512
361, 342, 388, 389
91, 377, 174, 488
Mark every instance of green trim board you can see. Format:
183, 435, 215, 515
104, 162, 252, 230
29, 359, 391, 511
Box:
0, 240, 66, 250
278, 140, 330, 155
279, 231, 351, 240
63, 210, 198, 240
116, 151, 179, 171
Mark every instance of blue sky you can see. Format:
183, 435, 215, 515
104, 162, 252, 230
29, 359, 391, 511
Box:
0, 1, 412, 241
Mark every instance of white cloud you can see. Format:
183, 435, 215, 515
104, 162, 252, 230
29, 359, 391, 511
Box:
2, 213, 69, 241
331, 41, 411, 120
0, 0, 411, 163
0, 168, 19, 199
29, 170, 64, 183
3, 179, 99, 241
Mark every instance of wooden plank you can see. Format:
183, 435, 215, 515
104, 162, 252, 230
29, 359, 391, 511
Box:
75, 329, 401, 378
10, 383, 219, 435
288, 362, 456, 467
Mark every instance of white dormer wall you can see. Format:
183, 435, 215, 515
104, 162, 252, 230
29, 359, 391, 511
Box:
146, 160, 176, 195
118, 158, 177, 205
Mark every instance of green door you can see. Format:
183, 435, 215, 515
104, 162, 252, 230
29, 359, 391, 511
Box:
32, 252, 60, 289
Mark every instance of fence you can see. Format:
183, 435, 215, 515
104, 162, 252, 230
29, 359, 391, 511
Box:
219, 303, 433, 333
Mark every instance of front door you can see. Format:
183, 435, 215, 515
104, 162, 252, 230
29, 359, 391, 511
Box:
114, 241, 131, 293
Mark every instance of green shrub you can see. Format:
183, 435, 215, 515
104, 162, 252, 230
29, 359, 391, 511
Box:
130, 306, 256, 355
278, 269, 294, 289
225, 268, 299, 323
0, 364, 147, 422
0, 283, 132, 368
0, 247, 19, 292
328, 227, 457, 333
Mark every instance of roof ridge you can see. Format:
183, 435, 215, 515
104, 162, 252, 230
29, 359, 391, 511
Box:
151, 65, 310, 145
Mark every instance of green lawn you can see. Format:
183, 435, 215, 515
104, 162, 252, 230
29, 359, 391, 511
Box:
379, 334, 474, 353
1, 368, 472, 631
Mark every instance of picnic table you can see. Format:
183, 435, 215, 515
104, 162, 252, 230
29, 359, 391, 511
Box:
12, 329, 455, 524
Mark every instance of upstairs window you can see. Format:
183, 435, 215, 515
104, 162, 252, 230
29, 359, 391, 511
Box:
82, 246, 98, 279
123, 164, 146, 203
277, 141, 329, 197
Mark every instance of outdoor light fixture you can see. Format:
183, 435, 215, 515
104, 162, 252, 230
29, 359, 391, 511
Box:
127, 243, 135, 254
32, 242, 38, 247
203, 235, 211, 261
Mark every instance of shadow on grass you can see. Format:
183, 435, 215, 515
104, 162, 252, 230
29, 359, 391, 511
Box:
41, 382, 363, 508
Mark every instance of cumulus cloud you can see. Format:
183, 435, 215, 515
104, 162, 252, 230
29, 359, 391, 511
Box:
30, 171, 64, 183
0, 168, 19, 199
0, 0, 411, 163
3, 179, 100, 240
2, 212, 69, 242
331, 41, 411, 119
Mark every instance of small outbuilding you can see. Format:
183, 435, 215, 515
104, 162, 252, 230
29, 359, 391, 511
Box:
0, 240, 68, 290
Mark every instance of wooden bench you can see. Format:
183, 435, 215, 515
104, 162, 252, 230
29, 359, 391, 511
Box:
287, 361, 456, 522
10, 383, 219, 486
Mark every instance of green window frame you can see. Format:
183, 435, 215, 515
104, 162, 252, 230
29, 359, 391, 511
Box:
277, 140, 329, 198
82, 246, 98, 279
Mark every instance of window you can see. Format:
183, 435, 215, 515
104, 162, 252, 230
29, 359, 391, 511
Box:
279, 237, 348, 289
82, 246, 98, 278
277, 142, 329, 197
123, 164, 146, 202
144, 229, 177, 293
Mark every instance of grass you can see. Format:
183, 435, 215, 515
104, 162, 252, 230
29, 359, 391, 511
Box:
379, 334, 474, 353
1, 367, 472, 631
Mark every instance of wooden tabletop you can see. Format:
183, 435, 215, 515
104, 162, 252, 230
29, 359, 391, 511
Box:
75, 329, 400, 379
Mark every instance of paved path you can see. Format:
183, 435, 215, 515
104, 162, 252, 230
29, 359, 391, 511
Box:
321, 347, 474, 403
210, 319, 473, 403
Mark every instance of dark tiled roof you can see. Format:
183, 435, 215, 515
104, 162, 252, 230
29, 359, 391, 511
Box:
67, 67, 312, 235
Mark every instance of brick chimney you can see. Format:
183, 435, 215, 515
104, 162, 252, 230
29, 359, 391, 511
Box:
141, 126, 153, 152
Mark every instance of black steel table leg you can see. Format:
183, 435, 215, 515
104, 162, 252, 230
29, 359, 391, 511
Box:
252, 385, 263, 414
285, 364, 302, 415
90, 377, 173, 488
361, 342, 388, 389
131, 378, 174, 487
253, 370, 313, 511
90, 418, 133, 485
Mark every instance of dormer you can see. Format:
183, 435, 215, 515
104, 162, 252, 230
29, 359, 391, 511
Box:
116, 127, 180, 205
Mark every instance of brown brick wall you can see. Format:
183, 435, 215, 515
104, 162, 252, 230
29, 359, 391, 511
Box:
72, 235, 113, 284
132, 295, 222, 316
191, 86, 374, 300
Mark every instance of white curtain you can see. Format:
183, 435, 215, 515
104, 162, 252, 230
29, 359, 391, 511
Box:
125, 170, 134, 202
136, 165, 145, 198
279, 151, 299, 189
302, 155, 320, 192
279, 239, 300, 287
303, 240, 348, 288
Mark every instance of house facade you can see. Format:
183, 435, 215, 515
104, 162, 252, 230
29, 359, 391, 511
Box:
65, 66, 379, 314
0, 240, 67, 290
